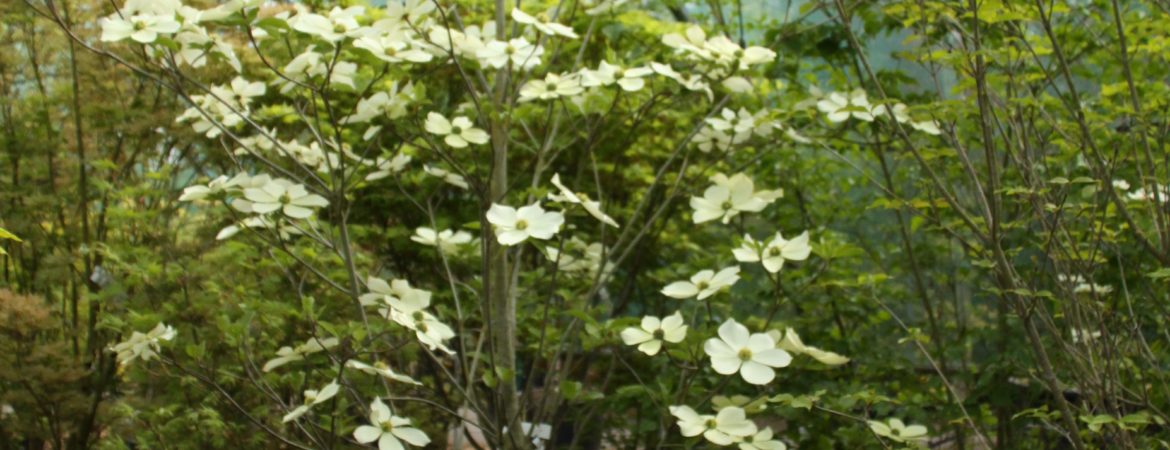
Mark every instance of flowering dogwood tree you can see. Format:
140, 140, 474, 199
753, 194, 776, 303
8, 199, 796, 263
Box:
50, 0, 954, 448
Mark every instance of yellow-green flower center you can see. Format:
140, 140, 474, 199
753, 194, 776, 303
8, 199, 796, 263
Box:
516, 219, 528, 230
652, 329, 665, 340
738, 348, 753, 361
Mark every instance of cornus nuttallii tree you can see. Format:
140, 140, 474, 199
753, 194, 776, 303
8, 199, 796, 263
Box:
46, 0, 950, 448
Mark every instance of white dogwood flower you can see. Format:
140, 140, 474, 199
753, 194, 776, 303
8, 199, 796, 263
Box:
620, 311, 687, 355
549, 173, 619, 227
512, 8, 578, 38
282, 380, 340, 423
355, 36, 434, 64
669, 405, 757, 446
705, 319, 792, 385
662, 266, 740, 300
354, 398, 431, 450
289, 7, 363, 43
478, 37, 544, 70
388, 308, 457, 354
346, 360, 422, 385
360, 276, 432, 314
424, 112, 489, 148
738, 427, 788, 450
868, 418, 928, 444
771, 328, 849, 366
520, 73, 584, 101
691, 173, 778, 224
875, 102, 941, 135
487, 203, 565, 246
100, 14, 181, 43
411, 227, 473, 253
817, 89, 876, 122
581, 61, 652, 92
110, 323, 176, 366
243, 178, 329, 219
423, 166, 470, 190
732, 231, 811, 273
262, 337, 339, 372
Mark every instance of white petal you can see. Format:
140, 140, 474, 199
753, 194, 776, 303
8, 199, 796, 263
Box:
739, 360, 776, 385
392, 426, 430, 446
661, 281, 698, 299
717, 319, 750, 348
753, 348, 793, 368
354, 426, 383, 444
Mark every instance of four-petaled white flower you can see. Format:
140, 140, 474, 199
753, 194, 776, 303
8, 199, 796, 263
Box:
732, 231, 811, 273
549, 173, 619, 228
355, 36, 434, 64
424, 112, 489, 148
243, 179, 329, 219
520, 73, 584, 101
100, 14, 181, 43
110, 323, 176, 366
620, 311, 687, 355
360, 276, 432, 314
289, 7, 363, 43
478, 38, 544, 70
662, 266, 740, 300
704, 319, 792, 385
486, 203, 565, 246
262, 337, 340, 372
868, 418, 928, 444
817, 89, 877, 122
512, 8, 578, 38
875, 102, 941, 135
423, 165, 470, 190
354, 398, 431, 450
581, 61, 653, 92
690, 173, 778, 224
738, 427, 788, 450
771, 327, 849, 366
389, 308, 457, 354
346, 360, 422, 385
669, 405, 758, 446
282, 380, 340, 423
411, 227, 473, 254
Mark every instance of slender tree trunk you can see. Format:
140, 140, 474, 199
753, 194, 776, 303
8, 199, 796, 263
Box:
482, 1, 528, 448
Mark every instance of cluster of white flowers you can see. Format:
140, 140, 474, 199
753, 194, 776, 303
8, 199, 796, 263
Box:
662, 26, 777, 71
669, 405, 787, 448
545, 237, 610, 278
361, 276, 456, 354
110, 323, 176, 366
175, 77, 265, 138
179, 173, 329, 239
815, 88, 941, 134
